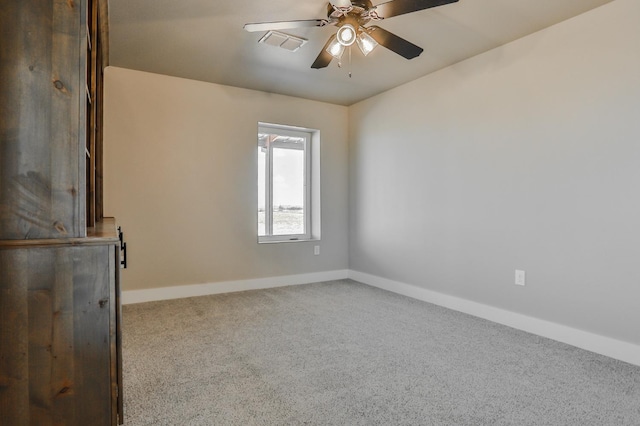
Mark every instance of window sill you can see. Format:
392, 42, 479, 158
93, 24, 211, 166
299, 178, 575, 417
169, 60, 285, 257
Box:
258, 238, 319, 244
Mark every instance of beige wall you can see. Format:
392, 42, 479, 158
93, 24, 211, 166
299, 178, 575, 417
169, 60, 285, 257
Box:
349, 0, 640, 345
104, 68, 349, 290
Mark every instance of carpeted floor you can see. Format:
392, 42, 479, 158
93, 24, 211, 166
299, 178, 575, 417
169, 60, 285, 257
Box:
122, 279, 640, 425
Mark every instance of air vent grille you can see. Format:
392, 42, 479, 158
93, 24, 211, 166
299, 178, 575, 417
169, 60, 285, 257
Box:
259, 31, 307, 52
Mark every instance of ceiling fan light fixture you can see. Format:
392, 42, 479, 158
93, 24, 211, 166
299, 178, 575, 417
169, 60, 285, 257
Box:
326, 37, 346, 59
336, 24, 356, 46
356, 30, 378, 56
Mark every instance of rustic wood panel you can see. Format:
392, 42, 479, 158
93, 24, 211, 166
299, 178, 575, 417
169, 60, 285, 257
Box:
0, 0, 86, 239
72, 245, 112, 424
0, 2, 52, 239
50, 249, 76, 425
27, 250, 59, 425
0, 250, 30, 426
0, 242, 117, 425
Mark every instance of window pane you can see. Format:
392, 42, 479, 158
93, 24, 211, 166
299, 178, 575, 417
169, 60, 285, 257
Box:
257, 146, 266, 236
272, 147, 304, 235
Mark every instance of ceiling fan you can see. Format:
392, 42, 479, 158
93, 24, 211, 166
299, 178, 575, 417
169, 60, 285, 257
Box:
244, 0, 459, 69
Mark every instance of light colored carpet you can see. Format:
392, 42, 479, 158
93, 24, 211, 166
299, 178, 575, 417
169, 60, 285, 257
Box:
122, 279, 640, 425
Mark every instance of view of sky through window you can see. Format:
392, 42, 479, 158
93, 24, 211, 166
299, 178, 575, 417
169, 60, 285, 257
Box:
258, 131, 307, 237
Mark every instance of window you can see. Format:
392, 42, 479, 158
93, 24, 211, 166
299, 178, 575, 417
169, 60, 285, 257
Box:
258, 124, 315, 242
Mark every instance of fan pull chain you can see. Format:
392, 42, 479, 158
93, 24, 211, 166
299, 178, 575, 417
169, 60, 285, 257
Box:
348, 46, 352, 78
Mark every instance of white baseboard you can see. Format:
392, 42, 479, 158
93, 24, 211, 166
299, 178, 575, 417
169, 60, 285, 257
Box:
122, 269, 349, 305
349, 270, 640, 367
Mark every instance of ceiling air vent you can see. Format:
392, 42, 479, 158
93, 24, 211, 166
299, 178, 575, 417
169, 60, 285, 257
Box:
258, 31, 308, 52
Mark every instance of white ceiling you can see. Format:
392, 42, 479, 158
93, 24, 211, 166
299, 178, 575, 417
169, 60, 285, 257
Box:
108, 0, 614, 106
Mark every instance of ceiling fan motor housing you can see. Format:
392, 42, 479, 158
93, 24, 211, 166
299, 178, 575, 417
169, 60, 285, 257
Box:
327, 0, 375, 25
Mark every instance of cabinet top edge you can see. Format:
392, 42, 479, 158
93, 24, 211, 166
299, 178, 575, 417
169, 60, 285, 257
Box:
0, 218, 119, 249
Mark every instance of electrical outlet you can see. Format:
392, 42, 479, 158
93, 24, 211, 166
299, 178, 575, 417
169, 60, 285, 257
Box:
515, 270, 526, 286
314, 245, 320, 256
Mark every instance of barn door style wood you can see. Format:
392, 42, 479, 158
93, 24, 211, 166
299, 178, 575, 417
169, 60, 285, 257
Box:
0, 244, 116, 425
0, 0, 87, 240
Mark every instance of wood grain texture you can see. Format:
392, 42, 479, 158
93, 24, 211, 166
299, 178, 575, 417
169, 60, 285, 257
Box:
27, 250, 58, 425
0, 0, 85, 239
72, 245, 112, 424
0, 250, 30, 426
50, 249, 76, 425
0, 243, 117, 425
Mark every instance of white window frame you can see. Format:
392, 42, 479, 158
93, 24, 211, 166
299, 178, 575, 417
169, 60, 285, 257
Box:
258, 124, 312, 243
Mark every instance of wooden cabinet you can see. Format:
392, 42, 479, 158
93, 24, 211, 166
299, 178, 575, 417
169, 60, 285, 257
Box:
0, 1, 122, 424
0, 220, 122, 425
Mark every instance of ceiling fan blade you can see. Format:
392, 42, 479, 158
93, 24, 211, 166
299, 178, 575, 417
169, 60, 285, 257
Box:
367, 26, 423, 59
244, 19, 329, 32
311, 35, 337, 69
372, 0, 458, 19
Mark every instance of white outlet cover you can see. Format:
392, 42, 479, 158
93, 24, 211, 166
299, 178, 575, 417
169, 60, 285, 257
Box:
515, 270, 526, 286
